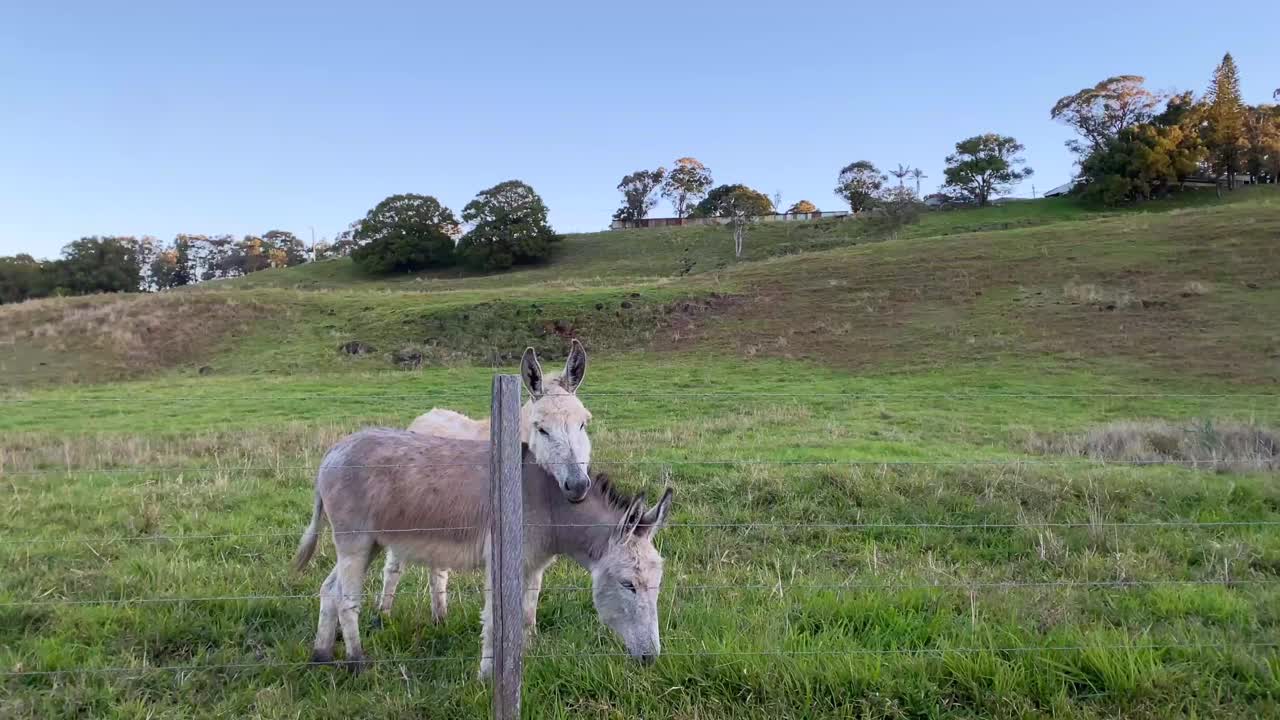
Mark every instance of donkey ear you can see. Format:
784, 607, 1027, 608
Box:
616, 494, 646, 541
521, 347, 544, 398
636, 488, 673, 539
562, 339, 587, 394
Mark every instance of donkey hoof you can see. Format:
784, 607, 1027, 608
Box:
343, 656, 370, 675
369, 615, 384, 631
310, 648, 335, 665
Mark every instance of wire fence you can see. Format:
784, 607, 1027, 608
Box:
6, 642, 1277, 679
5, 456, 1276, 478
4, 518, 1279, 548
5, 385, 1279, 698
5, 578, 1279, 609
3, 390, 1279, 403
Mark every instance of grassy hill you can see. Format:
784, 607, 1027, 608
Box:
2, 188, 1276, 388
3, 189, 1280, 719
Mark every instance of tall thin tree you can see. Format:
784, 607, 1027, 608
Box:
890, 164, 912, 188
908, 168, 927, 196
1204, 53, 1247, 189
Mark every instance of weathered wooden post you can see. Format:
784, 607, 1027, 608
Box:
490, 375, 524, 720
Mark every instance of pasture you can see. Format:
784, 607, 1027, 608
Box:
3, 191, 1280, 718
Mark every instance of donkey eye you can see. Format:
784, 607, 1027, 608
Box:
537, 427, 550, 437
620, 580, 636, 593
580, 423, 586, 431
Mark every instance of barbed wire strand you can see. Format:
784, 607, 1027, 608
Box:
3, 390, 1277, 403
4, 578, 1276, 609
5, 641, 1275, 678
3, 518, 1277, 548
6, 456, 1272, 477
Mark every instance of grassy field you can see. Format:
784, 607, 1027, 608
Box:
3, 190, 1280, 718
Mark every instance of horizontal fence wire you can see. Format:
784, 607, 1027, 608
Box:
4, 519, 1278, 548
3, 391, 1278, 403
5, 642, 1276, 678
4, 578, 1277, 609
6, 457, 1276, 477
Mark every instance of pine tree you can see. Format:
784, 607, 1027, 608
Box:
1205, 52, 1247, 189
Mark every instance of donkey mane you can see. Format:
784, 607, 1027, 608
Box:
591, 472, 639, 515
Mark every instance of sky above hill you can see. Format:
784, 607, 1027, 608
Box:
2, 1, 1276, 257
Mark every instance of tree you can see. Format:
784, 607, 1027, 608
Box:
941, 134, 1034, 207
1204, 53, 1248, 189
149, 250, 180, 290
1080, 123, 1206, 205
1245, 105, 1280, 183
834, 161, 886, 213
689, 184, 774, 218
786, 200, 818, 214
1051, 75, 1160, 157
457, 180, 559, 272
0, 254, 50, 304
908, 168, 927, 196
263, 230, 308, 267
316, 221, 363, 260
56, 236, 146, 295
869, 186, 924, 236
612, 167, 666, 222
351, 194, 460, 274
1152, 91, 1198, 128
660, 157, 713, 218
890, 164, 912, 188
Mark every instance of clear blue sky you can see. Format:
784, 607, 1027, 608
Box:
2, 1, 1276, 258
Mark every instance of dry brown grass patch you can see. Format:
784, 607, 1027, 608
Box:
1028, 418, 1280, 473
0, 292, 268, 383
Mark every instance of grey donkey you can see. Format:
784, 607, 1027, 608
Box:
399, 340, 595, 624
293, 428, 673, 679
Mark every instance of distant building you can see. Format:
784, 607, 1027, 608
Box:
1043, 179, 1081, 198
610, 210, 851, 230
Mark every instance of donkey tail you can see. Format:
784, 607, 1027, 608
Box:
292, 491, 327, 572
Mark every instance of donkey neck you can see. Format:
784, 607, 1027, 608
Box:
543, 485, 618, 569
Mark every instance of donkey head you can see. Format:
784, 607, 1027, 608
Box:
591, 488, 673, 663
521, 340, 592, 502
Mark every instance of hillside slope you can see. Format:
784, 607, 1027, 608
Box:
1, 190, 1277, 388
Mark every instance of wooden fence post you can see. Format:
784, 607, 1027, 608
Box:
490, 374, 524, 720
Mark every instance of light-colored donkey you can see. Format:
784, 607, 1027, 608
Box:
293, 429, 672, 678
391, 341, 594, 625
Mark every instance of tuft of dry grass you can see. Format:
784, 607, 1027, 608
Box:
1181, 280, 1212, 296
1028, 418, 1280, 473
1062, 279, 1136, 309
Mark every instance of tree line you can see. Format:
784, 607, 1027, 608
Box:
0, 231, 313, 304
612, 55, 1276, 220
1056, 53, 1278, 204
3, 53, 1274, 304
613, 134, 1033, 226
0, 179, 560, 304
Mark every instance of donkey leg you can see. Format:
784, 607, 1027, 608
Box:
377, 549, 404, 618
479, 544, 494, 680
429, 568, 450, 625
522, 559, 553, 634
334, 549, 373, 672
479, 573, 494, 680
311, 567, 340, 664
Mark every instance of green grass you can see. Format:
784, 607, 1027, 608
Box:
4, 188, 1277, 388
3, 358, 1280, 718
218, 188, 1265, 292
3, 189, 1280, 717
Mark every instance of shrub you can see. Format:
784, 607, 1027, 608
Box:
457, 181, 558, 272
351, 194, 460, 274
